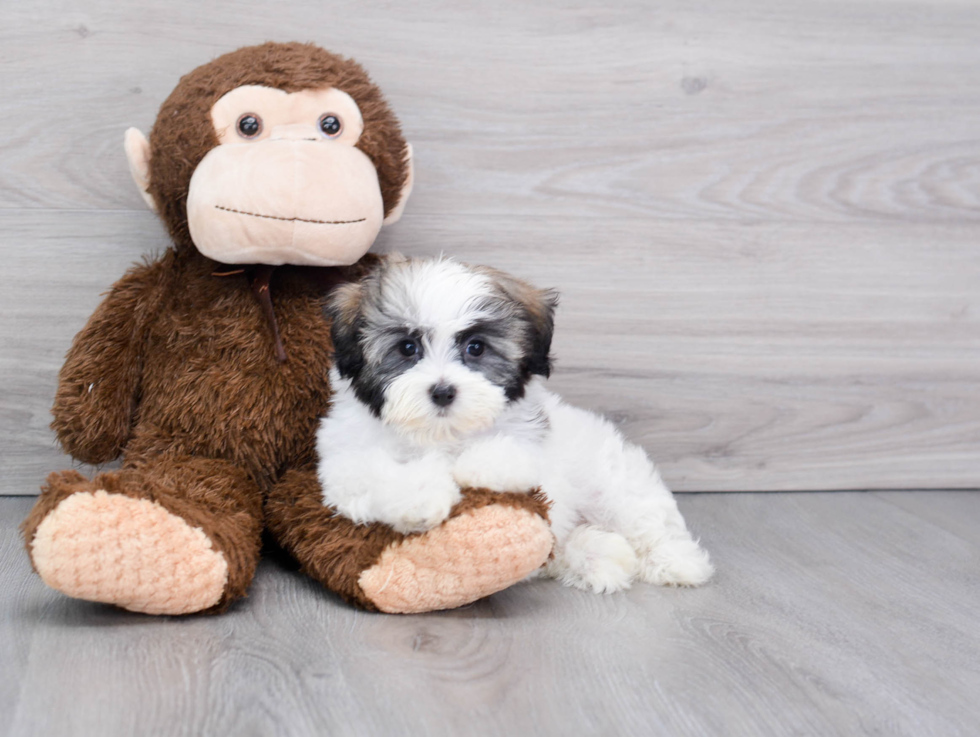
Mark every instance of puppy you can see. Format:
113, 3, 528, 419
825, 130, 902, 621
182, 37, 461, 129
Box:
316, 255, 713, 593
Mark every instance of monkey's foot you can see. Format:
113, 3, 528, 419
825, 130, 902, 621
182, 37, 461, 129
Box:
359, 500, 553, 614
30, 489, 228, 615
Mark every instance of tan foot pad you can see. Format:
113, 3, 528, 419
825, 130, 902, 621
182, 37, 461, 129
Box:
31, 490, 228, 615
359, 505, 554, 614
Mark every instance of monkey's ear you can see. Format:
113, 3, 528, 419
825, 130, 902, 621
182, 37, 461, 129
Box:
124, 128, 158, 213
382, 143, 414, 226
326, 282, 366, 380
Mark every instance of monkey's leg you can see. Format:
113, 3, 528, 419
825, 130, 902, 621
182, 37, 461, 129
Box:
266, 468, 554, 614
22, 457, 263, 615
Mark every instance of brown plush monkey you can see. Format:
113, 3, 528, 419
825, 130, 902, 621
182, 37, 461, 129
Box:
21, 42, 552, 615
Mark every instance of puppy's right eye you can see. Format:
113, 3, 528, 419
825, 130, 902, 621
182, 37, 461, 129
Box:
397, 340, 418, 357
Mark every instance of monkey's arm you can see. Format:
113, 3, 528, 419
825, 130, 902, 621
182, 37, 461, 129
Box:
51, 258, 164, 464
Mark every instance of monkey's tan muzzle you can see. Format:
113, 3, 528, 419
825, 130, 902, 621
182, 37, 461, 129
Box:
187, 138, 384, 267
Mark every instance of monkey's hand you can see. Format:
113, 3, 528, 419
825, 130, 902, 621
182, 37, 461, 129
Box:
51, 259, 162, 464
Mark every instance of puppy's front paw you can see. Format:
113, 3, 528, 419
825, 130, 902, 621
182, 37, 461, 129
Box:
453, 436, 541, 492
548, 525, 639, 594
388, 473, 462, 535
636, 536, 714, 587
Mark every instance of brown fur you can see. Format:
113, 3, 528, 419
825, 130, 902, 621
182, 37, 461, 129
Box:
149, 42, 410, 250
50, 251, 345, 484
31, 247, 371, 608
24, 43, 550, 614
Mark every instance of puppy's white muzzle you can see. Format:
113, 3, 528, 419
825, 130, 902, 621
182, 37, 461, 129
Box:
381, 361, 507, 446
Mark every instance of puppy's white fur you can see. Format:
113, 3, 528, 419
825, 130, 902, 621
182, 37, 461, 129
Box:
317, 258, 713, 593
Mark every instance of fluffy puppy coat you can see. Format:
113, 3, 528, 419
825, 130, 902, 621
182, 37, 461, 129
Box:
317, 256, 713, 593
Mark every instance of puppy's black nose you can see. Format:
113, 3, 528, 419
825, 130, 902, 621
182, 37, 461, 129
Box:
430, 384, 457, 408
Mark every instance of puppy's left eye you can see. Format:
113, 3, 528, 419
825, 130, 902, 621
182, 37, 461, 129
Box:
465, 340, 485, 357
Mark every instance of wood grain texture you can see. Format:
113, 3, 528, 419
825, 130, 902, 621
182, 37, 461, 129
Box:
874, 489, 980, 547
3, 209, 977, 491
1, 0, 979, 492
3, 492, 980, 736
3, 0, 980, 223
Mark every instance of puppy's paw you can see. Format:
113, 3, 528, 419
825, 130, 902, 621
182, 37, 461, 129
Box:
636, 536, 714, 587
548, 525, 638, 594
453, 436, 541, 492
387, 472, 462, 535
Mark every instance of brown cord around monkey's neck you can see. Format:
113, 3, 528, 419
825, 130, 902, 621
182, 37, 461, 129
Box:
212, 264, 287, 363
211, 261, 362, 363
249, 265, 287, 363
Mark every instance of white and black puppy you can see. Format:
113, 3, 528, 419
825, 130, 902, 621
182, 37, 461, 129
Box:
316, 255, 713, 593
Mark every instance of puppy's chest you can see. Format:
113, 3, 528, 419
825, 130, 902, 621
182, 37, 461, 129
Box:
482, 401, 551, 446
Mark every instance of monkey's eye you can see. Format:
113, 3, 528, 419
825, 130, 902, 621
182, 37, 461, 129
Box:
318, 113, 343, 138
465, 340, 485, 358
236, 113, 263, 139
397, 339, 419, 358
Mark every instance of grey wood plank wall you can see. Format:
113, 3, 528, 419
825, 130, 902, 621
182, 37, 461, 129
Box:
1, 0, 978, 493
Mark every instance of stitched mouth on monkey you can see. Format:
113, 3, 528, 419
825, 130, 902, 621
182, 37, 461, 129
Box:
187, 141, 385, 268
213, 205, 367, 226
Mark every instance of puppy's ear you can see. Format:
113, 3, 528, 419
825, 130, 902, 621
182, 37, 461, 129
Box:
481, 267, 559, 378
522, 287, 559, 378
326, 282, 365, 379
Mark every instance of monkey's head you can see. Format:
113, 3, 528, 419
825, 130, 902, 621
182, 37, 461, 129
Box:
125, 42, 413, 266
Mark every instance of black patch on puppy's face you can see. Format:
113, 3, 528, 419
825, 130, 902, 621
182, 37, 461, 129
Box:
350, 327, 424, 416
327, 270, 426, 418
456, 321, 527, 401
456, 276, 559, 403
471, 266, 558, 393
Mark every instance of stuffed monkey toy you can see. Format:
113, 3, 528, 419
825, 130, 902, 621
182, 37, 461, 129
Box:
21, 42, 552, 615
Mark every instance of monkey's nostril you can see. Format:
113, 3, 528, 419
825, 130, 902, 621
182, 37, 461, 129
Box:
430, 384, 456, 408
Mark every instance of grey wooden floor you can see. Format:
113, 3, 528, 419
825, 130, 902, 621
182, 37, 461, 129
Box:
3, 492, 979, 737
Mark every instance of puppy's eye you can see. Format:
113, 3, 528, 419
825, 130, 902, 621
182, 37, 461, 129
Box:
237, 113, 263, 139
318, 113, 343, 138
397, 339, 419, 357
465, 340, 485, 357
